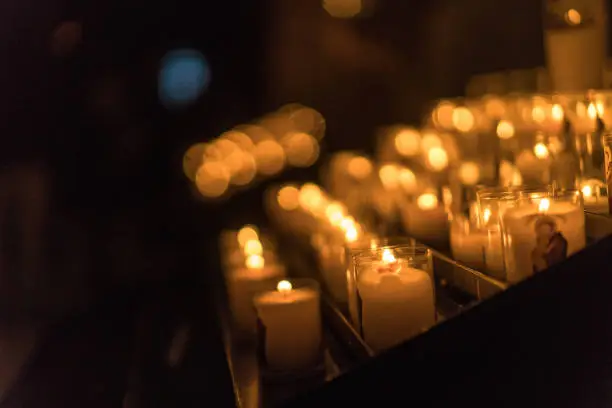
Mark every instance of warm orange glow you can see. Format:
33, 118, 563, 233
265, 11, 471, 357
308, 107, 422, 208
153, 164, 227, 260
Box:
277, 185, 300, 211
596, 101, 605, 116
277, 280, 293, 292
229, 152, 257, 186
246, 254, 265, 269
238, 226, 259, 247
451, 107, 475, 133
531, 106, 546, 123
394, 129, 421, 157
534, 143, 549, 159
325, 202, 345, 225
299, 183, 325, 210
254, 140, 286, 176
565, 9, 581, 25
243, 239, 263, 256
379, 164, 400, 190
427, 147, 449, 171
222, 130, 254, 151
347, 156, 373, 180
417, 193, 438, 210
398, 168, 417, 193
195, 161, 230, 198
435, 102, 456, 129
587, 103, 598, 119
183, 143, 207, 181
582, 185, 593, 198
484, 98, 506, 118
282, 132, 319, 167
421, 132, 442, 151
345, 226, 358, 242
551, 104, 564, 121
458, 162, 480, 185
323, 0, 362, 18
496, 120, 515, 140
538, 198, 550, 212
482, 208, 492, 225
381, 248, 396, 264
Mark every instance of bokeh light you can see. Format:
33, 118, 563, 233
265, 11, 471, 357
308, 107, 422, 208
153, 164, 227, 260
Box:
458, 161, 480, 185
394, 128, 421, 157
159, 49, 210, 108
277, 185, 300, 211
421, 132, 442, 151
427, 147, 449, 171
398, 168, 417, 193
417, 193, 439, 210
183, 143, 207, 181
496, 120, 515, 139
238, 226, 259, 248
347, 156, 373, 180
323, 0, 363, 18
379, 164, 400, 190
195, 161, 230, 198
282, 132, 319, 167
451, 107, 475, 133
254, 140, 286, 176
534, 142, 550, 159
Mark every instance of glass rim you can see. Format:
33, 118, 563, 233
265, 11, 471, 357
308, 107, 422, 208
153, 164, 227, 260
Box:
345, 236, 418, 252
351, 243, 430, 264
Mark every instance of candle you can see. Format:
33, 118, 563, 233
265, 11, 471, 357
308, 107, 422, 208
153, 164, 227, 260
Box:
581, 181, 609, 214
450, 216, 486, 296
356, 248, 435, 352
501, 195, 586, 284
226, 255, 286, 336
400, 193, 449, 245
254, 279, 322, 371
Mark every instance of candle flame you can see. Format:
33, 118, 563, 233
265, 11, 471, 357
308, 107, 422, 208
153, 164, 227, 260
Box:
538, 198, 550, 212
534, 143, 549, 159
277, 280, 292, 292
582, 185, 593, 198
482, 208, 492, 224
382, 249, 396, 264
246, 254, 264, 269
417, 193, 438, 210
588, 103, 598, 119
243, 239, 263, 256
496, 120, 515, 140
345, 226, 358, 242
370, 240, 378, 250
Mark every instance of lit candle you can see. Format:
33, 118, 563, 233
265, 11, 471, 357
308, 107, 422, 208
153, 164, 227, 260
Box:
357, 248, 435, 352
581, 181, 609, 214
501, 194, 586, 284
254, 279, 322, 371
400, 192, 449, 244
226, 255, 286, 336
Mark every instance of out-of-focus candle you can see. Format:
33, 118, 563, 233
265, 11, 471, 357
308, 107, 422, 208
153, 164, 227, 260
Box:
581, 180, 609, 213
502, 193, 586, 284
400, 192, 449, 245
357, 248, 435, 352
227, 255, 286, 336
254, 279, 322, 371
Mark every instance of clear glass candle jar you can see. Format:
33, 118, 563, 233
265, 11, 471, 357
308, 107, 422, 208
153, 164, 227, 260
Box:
500, 188, 586, 284
351, 244, 435, 353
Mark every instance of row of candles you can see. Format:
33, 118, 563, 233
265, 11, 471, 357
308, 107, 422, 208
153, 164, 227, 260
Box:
183, 104, 324, 199
221, 226, 327, 372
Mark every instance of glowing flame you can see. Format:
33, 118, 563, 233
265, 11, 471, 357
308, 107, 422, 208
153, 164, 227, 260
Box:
551, 104, 563, 121
538, 198, 550, 213
417, 193, 439, 210
534, 143, 549, 159
345, 226, 358, 242
427, 147, 449, 171
588, 103, 598, 119
482, 208, 492, 224
243, 239, 263, 256
277, 185, 300, 211
237, 226, 259, 247
246, 254, 264, 269
496, 121, 515, 140
277, 280, 292, 292
582, 185, 593, 198
325, 202, 345, 225
340, 216, 356, 231
381, 249, 396, 264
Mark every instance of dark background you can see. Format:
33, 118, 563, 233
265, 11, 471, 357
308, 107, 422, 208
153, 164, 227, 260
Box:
0, 0, 554, 406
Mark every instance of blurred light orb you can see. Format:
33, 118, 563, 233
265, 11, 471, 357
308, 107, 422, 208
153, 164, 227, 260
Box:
238, 226, 259, 247
451, 107, 475, 133
398, 168, 417, 193
323, 0, 362, 18
159, 49, 210, 108
229, 152, 257, 186
458, 161, 480, 185
496, 120, 515, 139
222, 130, 254, 151
551, 104, 564, 121
277, 185, 300, 211
421, 132, 442, 151
434, 101, 456, 129
534, 142, 550, 159
427, 147, 449, 171
394, 128, 421, 157
587, 103, 598, 119
283, 132, 319, 167
565, 9, 581, 25
195, 161, 230, 198
582, 184, 593, 198
347, 156, 373, 180
531, 106, 546, 123
254, 140, 286, 176
484, 98, 506, 118
299, 183, 325, 210
182, 143, 207, 181
417, 193, 439, 211
243, 239, 263, 256
246, 254, 264, 269
379, 164, 400, 190
282, 105, 326, 141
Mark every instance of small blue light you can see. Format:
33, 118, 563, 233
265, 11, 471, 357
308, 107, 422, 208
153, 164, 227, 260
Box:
159, 49, 211, 108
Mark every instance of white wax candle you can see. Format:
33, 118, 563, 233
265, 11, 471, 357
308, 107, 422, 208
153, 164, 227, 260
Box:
226, 262, 286, 335
502, 200, 585, 284
483, 229, 505, 281
545, 25, 604, 93
400, 202, 449, 244
317, 243, 348, 302
254, 281, 322, 371
450, 219, 486, 296
358, 254, 435, 352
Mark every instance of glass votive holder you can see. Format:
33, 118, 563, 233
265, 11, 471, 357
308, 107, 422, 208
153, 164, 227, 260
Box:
352, 244, 435, 353
226, 255, 286, 340
500, 188, 586, 284
399, 189, 450, 246
254, 278, 323, 373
